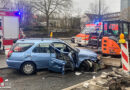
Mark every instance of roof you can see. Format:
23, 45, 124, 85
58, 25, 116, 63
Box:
17, 38, 64, 44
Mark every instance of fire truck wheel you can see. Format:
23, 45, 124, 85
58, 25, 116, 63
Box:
21, 62, 36, 75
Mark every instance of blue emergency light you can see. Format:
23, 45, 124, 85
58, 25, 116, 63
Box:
15, 11, 21, 16
95, 22, 99, 25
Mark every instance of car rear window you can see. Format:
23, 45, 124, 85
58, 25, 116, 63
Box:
13, 43, 33, 52
33, 43, 50, 53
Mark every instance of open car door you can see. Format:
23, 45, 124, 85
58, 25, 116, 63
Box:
48, 43, 75, 74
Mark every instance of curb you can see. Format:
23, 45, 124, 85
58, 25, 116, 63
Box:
61, 38, 71, 39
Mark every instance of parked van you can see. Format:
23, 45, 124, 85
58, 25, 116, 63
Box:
72, 24, 99, 46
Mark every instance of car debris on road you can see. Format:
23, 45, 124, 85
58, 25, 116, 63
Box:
62, 68, 130, 90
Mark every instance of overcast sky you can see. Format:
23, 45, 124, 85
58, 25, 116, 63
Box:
73, 0, 121, 15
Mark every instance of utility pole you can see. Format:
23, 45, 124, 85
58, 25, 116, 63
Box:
99, 0, 101, 22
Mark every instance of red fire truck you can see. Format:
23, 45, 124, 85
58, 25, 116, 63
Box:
0, 10, 24, 54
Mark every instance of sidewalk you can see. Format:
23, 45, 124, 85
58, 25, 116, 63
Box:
0, 55, 8, 69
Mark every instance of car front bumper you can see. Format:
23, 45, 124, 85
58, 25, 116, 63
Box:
77, 41, 88, 46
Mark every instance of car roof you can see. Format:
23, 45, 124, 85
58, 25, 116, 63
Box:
16, 38, 64, 44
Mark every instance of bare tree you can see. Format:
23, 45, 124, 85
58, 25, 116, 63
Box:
88, 0, 109, 15
15, 0, 34, 27
32, 0, 72, 32
87, 0, 109, 22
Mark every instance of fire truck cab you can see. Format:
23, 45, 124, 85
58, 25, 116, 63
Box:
0, 10, 21, 52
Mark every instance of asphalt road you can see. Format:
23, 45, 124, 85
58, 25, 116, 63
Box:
0, 67, 112, 90
0, 50, 112, 90
0, 55, 112, 90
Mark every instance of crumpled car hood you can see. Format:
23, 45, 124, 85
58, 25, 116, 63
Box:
78, 48, 97, 61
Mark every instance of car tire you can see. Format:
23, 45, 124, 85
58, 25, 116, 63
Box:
71, 39, 74, 43
77, 44, 82, 47
79, 60, 91, 72
21, 62, 36, 75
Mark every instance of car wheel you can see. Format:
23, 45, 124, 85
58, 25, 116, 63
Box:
77, 44, 82, 47
21, 62, 36, 75
71, 39, 74, 43
79, 60, 91, 72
